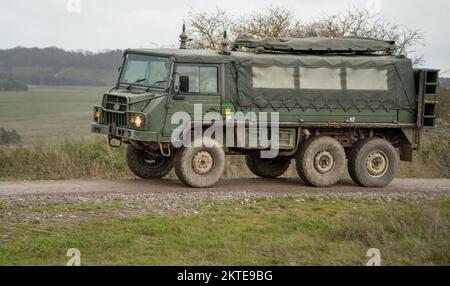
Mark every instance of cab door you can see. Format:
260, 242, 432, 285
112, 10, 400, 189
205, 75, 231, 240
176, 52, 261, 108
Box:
163, 63, 223, 137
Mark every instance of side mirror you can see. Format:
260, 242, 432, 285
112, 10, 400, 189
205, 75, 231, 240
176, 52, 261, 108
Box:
173, 73, 180, 94
118, 66, 122, 73
179, 76, 189, 93
173, 74, 188, 100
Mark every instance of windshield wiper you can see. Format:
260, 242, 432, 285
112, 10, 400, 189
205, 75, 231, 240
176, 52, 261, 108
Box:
126, 78, 147, 90
146, 80, 167, 92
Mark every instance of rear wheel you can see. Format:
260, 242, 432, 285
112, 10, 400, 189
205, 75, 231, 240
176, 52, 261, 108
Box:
245, 156, 291, 178
174, 138, 225, 188
348, 138, 397, 188
126, 145, 173, 179
296, 136, 346, 187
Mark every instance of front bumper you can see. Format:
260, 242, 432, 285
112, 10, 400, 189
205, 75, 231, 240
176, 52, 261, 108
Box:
91, 122, 159, 142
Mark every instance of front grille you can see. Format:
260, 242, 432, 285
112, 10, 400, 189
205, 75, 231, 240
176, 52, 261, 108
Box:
105, 95, 127, 112
103, 95, 128, 127
104, 111, 127, 127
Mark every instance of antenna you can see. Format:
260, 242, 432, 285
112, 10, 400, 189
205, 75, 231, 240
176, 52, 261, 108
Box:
219, 30, 231, 55
179, 22, 188, 49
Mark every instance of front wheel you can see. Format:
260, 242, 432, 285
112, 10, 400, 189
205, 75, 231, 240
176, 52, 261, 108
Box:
174, 138, 225, 188
126, 145, 173, 179
348, 138, 397, 188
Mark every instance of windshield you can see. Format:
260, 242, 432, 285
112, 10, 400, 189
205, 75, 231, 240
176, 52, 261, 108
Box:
119, 54, 170, 89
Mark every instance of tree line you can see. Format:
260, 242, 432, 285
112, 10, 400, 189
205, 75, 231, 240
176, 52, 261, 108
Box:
0, 47, 123, 86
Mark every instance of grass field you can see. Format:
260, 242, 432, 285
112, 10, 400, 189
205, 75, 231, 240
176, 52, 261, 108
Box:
0, 85, 106, 143
0, 197, 449, 266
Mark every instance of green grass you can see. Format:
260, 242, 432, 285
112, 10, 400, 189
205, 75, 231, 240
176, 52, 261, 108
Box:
0, 140, 130, 181
0, 197, 449, 266
0, 137, 449, 181
0, 85, 106, 143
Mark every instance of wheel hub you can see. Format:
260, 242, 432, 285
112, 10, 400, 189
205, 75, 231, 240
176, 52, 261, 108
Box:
192, 151, 214, 175
314, 151, 335, 174
366, 151, 388, 178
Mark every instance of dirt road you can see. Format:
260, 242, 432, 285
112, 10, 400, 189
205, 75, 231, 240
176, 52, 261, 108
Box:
0, 178, 449, 225
1, 178, 449, 197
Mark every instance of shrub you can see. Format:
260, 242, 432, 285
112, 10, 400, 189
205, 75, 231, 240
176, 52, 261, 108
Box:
0, 78, 28, 91
0, 127, 21, 145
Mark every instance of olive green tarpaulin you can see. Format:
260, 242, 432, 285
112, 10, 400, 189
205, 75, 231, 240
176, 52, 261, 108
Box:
232, 36, 397, 53
127, 40, 416, 111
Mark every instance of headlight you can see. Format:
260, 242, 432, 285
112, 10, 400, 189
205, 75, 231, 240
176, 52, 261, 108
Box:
130, 114, 145, 128
94, 109, 102, 122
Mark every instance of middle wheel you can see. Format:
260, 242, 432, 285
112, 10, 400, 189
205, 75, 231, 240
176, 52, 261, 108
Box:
245, 155, 291, 178
174, 138, 225, 188
296, 136, 346, 187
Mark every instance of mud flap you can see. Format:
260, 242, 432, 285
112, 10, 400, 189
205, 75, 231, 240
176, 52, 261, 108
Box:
399, 143, 413, 162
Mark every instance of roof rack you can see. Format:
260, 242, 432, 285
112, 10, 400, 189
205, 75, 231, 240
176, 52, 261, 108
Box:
231, 36, 397, 55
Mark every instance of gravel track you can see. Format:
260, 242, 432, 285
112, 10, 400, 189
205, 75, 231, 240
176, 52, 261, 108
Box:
0, 178, 449, 197
0, 178, 449, 225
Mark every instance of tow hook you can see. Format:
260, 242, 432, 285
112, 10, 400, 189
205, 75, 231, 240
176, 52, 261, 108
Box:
109, 135, 123, 148
159, 143, 172, 157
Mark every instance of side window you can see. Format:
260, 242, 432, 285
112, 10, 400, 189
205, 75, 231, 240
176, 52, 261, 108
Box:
300, 67, 341, 90
176, 65, 219, 94
252, 66, 295, 89
346, 68, 388, 91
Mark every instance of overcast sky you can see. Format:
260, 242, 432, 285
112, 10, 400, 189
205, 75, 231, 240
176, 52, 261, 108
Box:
1, 0, 449, 72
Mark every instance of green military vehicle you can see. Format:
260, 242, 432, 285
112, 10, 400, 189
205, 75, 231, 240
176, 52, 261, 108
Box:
91, 33, 439, 188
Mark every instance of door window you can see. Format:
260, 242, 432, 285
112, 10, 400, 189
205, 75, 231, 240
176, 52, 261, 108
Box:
176, 65, 219, 94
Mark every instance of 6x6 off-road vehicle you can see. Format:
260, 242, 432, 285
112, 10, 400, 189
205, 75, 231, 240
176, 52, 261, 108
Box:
92, 34, 439, 188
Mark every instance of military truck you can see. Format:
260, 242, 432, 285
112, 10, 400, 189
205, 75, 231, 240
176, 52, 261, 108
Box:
91, 32, 439, 188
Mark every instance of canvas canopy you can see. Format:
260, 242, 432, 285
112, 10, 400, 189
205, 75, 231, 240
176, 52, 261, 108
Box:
127, 46, 416, 112
232, 36, 397, 53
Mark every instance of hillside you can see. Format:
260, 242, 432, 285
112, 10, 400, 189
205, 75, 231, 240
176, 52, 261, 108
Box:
440, 77, 450, 89
0, 47, 123, 86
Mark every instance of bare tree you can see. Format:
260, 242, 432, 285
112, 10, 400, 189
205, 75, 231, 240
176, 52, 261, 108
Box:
186, 7, 231, 50
186, 7, 424, 63
292, 9, 424, 63
232, 7, 295, 38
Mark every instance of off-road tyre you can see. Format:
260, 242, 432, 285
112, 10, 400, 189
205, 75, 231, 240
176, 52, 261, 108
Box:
296, 136, 346, 187
348, 137, 397, 188
245, 155, 291, 178
174, 138, 225, 188
126, 145, 173, 179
